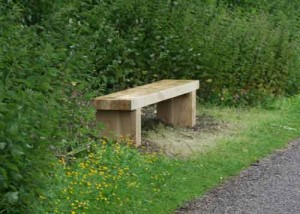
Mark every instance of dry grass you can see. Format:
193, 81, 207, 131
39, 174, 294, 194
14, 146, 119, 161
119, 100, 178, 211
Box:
142, 105, 278, 157
144, 127, 231, 157
142, 113, 234, 157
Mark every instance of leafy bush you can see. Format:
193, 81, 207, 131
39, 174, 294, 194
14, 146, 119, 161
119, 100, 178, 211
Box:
0, 3, 97, 212
1, 0, 300, 212
41, 0, 300, 104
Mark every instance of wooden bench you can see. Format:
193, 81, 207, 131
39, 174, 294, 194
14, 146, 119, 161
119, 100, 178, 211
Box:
92, 79, 199, 146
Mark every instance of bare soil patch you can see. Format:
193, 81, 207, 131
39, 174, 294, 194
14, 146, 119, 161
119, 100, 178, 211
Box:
139, 105, 233, 157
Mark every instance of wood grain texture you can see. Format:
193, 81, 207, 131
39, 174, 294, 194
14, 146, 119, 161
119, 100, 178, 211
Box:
93, 79, 199, 110
96, 109, 141, 146
157, 91, 196, 127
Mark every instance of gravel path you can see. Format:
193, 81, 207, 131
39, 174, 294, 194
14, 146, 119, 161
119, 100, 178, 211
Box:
177, 139, 300, 214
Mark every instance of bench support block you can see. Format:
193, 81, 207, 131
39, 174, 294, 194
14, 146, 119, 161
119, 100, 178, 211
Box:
157, 91, 196, 127
96, 108, 141, 146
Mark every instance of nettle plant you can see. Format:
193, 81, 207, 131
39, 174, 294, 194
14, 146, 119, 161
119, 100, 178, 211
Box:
0, 4, 96, 212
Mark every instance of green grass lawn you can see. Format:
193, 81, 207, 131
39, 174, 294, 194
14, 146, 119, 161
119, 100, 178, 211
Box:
35, 96, 300, 214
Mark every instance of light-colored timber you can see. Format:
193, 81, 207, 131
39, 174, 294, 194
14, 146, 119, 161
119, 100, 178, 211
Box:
93, 79, 199, 146
96, 109, 141, 146
93, 79, 199, 110
157, 91, 196, 127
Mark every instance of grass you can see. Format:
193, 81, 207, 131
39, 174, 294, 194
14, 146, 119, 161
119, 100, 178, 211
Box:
144, 115, 234, 157
147, 96, 300, 213
35, 96, 300, 213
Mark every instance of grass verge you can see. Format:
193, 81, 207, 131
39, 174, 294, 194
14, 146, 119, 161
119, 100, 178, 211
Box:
35, 96, 300, 213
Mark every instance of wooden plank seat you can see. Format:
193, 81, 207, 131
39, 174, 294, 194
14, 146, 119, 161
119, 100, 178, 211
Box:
92, 79, 200, 146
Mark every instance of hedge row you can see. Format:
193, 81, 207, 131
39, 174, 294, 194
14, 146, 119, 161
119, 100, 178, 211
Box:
1, 0, 300, 212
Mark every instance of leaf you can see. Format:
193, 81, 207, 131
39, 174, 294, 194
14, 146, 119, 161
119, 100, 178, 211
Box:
0, 167, 8, 188
8, 123, 18, 136
5, 191, 19, 204
48, 67, 59, 77
12, 172, 23, 181
11, 147, 25, 157
0, 142, 6, 150
26, 144, 33, 149
5, 162, 19, 172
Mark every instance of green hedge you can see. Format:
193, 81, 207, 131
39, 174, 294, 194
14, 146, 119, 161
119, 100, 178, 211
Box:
38, 0, 300, 104
0, 4, 96, 212
1, 0, 300, 212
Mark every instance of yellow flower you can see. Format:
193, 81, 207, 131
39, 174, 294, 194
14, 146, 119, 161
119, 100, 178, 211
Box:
66, 171, 72, 177
96, 184, 102, 189
59, 158, 66, 165
79, 163, 86, 169
39, 195, 46, 200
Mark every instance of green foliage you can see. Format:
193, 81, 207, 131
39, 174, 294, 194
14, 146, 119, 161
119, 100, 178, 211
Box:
3, 0, 57, 25
34, 139, 174, 213
39, 0, 300, 104
1, 0, 300, 212
35, 96, 300, 214
0, 3, 97, 212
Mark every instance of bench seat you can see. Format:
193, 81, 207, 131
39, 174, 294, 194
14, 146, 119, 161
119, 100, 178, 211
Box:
92, 79, 199, 146
93, 80, 199, 110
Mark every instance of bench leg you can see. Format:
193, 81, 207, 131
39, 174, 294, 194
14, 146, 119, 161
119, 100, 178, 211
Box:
96, 108, 141, 146
157, 91, 196, 127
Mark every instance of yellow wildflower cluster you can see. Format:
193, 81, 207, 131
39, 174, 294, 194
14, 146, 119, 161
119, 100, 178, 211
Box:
50, 138, 170, 213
